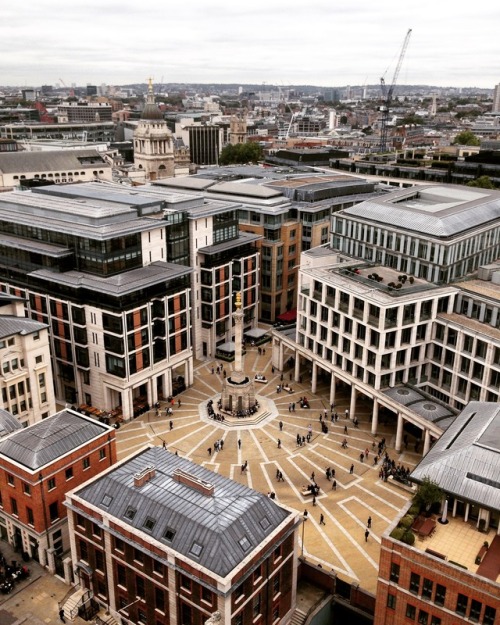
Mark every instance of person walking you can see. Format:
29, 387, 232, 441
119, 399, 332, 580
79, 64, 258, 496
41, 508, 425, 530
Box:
349, 464, 354, 474
364, 529, 369, 542
169, 420, 173, 431
319, 514, 326, 525
367, 516, 372, 529
238, 438, 241, 449
344, 425, 348, 435
312, 495, 317, 506
277, 439, 281, 449
279, 420, 283, 431
332, 479, 337, 491
59, 609, 66, 623
207, 447, 212, 456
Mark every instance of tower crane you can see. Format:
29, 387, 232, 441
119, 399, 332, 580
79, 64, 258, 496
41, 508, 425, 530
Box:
379, 28, 412, 153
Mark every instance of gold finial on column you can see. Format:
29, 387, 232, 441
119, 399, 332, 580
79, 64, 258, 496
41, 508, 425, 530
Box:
236, 292, 242, 309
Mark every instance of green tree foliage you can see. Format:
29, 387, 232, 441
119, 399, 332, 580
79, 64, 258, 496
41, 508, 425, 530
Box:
413, 477, 443, 512
467, 175, 496, 189
219, 142, 263, 165
452, 130, 480, 146
397, 114, 424, 126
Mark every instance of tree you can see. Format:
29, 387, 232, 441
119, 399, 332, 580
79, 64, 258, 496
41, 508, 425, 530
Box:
452, 130, 480, 146
467, 175, 496, 189
219, 142, 263, 165
413, 477, 443, 513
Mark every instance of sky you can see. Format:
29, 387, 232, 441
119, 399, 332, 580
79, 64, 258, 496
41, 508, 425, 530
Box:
1, 0, 498, 89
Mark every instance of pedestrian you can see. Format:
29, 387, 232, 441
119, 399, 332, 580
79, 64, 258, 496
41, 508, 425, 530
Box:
345, 408, 349, 418
360, 452, 364, 463
289, 403, 292, 413
277, 439, 281, 449
320, 514, 326, 525
303, 509, 308, 518
292, 402, 295, 411
311, 471, 315, 481
178, 399, 181, 408
59, 609, 66, 623
272, 365, 275, 374
332, 479, 337, 491
162, 440, 166, 449
220, 439, 224, 450
289, 372, 292, 381
367, 516, 372, 528
349, 464, 354, 474
312, 495, 317, 506
280, 373, 284, 381
238, 438, 241, 449
279, 420, 283, 431
208, 447, 212, 456
276, 468, 280, 479
344, 425, 348, 435
365, 529, 369, 542
211, 367, 214, 374
169, 420, 173, 430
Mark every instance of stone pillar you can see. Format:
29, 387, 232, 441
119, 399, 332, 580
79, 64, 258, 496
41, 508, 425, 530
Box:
121, 389, 133, 421
167, 368, 173, 397
349, 385, 357, 420
452, 498, 458, 517
151, 378, 158, 406
395, 413, 404, 453
63, 557, 73, 586
371, 400, 379, 436
423, 429, 431, 456
278, 341, 284, 371
329, 374, 336, 405
294, 353, 301, 382
146, 379, 153, 408
311, 362, 317, 394
464, 503, 470, 523
46, 547, 56, 575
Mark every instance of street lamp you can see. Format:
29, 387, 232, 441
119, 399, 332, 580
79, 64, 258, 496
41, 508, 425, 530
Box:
301, 511, 308, 558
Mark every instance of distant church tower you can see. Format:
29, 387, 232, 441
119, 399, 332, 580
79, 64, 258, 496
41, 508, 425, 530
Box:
134, 79, 174, 180
229, 113, 247, 145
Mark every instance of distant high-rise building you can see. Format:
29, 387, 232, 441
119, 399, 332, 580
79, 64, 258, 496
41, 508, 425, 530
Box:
492, 83, 500, 113
86, 85, 97, 96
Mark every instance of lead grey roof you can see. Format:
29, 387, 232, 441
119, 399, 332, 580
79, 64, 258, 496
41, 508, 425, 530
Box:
411, 401, 500, 511
74, 446, 292, 579
0, 149, 109, 174
0, 408, 112, 470
343, 185, 500, 238
0, 315, 48, 339
198, 231, 262, 255
0, 409, 22, 438
31, 261, 192, 297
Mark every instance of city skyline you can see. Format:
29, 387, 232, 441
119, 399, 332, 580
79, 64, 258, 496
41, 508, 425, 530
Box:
1, 0, 498, 90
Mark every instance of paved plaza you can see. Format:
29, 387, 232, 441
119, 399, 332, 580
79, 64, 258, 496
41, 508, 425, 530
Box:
116, 346, 421, 595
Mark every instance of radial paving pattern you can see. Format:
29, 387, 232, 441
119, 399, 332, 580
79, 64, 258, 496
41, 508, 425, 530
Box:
115, 348, 419, 594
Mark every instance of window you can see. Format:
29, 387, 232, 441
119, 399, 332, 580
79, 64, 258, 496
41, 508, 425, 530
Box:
430, 617, 441, 625
136, 576, 145, 599
434, 584, 446, 607
163, 527, 176, 541
79, 540, 88, 561
406, 604, 416, 620
456, 593, 468, 616
143, 517, 156, 532
65, 467, 73, 481
27, 506, 34, 526
10, 497, 18, 516
409, 572, 420, 594
235, 583, 244, 601
418, 610, 428, 625
153, 559, 163, 576
484, 606, 496, 625
387, 594, 396, 609
95, 550, 104, 572
180, 575, 191, 592
92, 522, 101, 538
7, 474, 14, 486
125, 506, 136, 520
469, 599, 482, 622
99, 448, 106, 460
134, 548, 144, 564
390, 562, 400, 583
253, 564, 262, 583
155, 587, 165, 612
23, 482, 31, 495
82, 457, 90, 470
49, 501, 59, 522
189, 542, 203, 557
253, 593, 262, 617
115, 537, 124, 552
422, 578, 433, 600
47, 477, 56, 490
201, 586, 212, 604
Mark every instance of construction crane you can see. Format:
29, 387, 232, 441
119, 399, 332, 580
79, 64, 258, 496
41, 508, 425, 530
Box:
379, 28, 412, 153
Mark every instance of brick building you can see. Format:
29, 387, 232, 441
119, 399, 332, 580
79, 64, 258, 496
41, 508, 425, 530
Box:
0, 408, 116, 574
65, 446, 299, 625
374, 402, 500, 625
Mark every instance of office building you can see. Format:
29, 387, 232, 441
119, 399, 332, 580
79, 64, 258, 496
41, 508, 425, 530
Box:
56, 102, 113, 124
0, 408, 116, 574
65, 446, 299, 625
0, 294, 55, 426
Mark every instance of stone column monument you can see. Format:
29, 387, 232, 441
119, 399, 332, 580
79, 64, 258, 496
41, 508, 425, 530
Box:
220, 292, 257, 414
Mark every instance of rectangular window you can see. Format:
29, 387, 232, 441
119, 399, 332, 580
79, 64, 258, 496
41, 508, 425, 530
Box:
153, 559, 163, 576
409, 572, 420, 594
23, 482, 31, 495
65, 467, 73, 480
253, 593, 262, 617
418, 610, 428, 625
95, 550, 104, 572
484, 606, 496, 625
83, 457, 90, 470
134, 548, 144, 564
7, 474, 14, 486
390, 562, 400, 583
430, 617, 441, 625
180, 575, 191, 592
155, 587, 165, 612
117, 564, 126, 587
201, 586, 212, 604
456, 593, 468, 616
469, 599, 482, 622
136, 576, 145, 600
48, 477, 56, 490
49, 501, 59, 522
406, 604, 416, 620
387, 594, 396, 609
99, 448, 106, 460
27, 506, 34, 525
10, 497, 18, 516
434, 584, 446, 607
422, 578, 433, 600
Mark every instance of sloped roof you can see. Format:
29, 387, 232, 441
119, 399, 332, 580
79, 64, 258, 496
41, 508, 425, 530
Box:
0, 409, 22, 438
0, 149, 109, 174
0, 315, 48, 339
411, 402, 500, 511
343, 185, 500, 238
0, 409, 112, 470
74, 447, 292, 579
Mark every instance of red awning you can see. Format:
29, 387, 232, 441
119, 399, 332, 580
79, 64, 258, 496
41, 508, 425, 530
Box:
277, 309, 297, 322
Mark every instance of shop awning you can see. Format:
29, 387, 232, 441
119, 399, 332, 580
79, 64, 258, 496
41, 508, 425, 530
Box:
277, 309, 297, 322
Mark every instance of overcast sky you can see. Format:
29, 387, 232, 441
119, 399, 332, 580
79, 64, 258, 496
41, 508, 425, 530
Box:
1, 1, 498, 89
